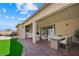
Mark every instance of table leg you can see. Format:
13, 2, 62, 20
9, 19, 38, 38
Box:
50, 40, 58, 50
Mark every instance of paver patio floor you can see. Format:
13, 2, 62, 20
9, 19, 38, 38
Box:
18, 39, 79, 56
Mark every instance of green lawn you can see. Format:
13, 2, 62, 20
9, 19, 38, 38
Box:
7, 37, 23, 56
0, 37, 23, 56
0, 39, 10, 56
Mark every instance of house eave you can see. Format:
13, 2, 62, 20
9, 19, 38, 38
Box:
21, 3, 50, 25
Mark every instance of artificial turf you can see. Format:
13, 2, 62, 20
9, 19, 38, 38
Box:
7, 38, 23, 56
0, 39, 10, 56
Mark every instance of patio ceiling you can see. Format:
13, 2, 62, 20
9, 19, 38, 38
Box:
23, 3, 75, 27
37, 4, 79, 26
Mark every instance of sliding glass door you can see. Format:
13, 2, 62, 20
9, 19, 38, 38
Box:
40, 24, 55, 40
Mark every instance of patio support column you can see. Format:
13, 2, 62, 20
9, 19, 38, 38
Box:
32, 21, 37, 44
21, 26, 26, 39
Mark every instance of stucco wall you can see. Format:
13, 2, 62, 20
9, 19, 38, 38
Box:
55, 18, 79, 36
17, 25, 26, 39
37, 18, 79, 42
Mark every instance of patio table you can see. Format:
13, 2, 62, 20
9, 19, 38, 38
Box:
49, 36, 65, 50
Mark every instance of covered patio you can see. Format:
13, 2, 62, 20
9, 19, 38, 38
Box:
17, 3, 79, 44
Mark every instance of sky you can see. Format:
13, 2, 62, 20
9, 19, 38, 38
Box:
0, 3, 43, 31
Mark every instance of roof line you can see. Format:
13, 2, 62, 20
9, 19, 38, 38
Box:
16, 3, 49, 27
21, 3, 50, 25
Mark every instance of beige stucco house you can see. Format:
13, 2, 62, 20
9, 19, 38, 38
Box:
16, 3, 79, 44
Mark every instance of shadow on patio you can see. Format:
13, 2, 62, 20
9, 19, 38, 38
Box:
18, 39, 79, 56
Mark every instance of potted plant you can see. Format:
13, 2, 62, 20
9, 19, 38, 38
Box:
74, 28, 79, 41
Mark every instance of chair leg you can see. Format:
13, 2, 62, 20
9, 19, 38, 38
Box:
58, 43, 61, 50
69, 43, 71, 49
66, 44, 68, 51
59, 44, 69, 51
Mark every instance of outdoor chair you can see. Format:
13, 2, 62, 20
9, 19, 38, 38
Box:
59, 36, 72, 51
